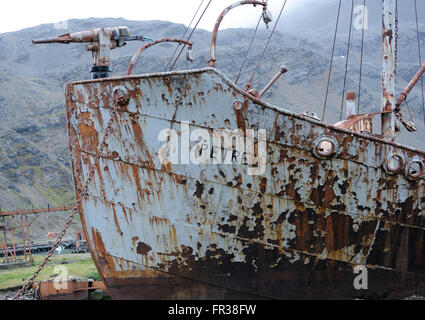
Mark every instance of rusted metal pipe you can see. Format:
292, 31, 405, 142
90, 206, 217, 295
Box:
208, 1, 268, 67
127, 38, 193, 75
381, 0, 396, 139
10, 216, 16, 261
346, 92, 356, 118
20, 216, 27, 262
258, 65, 287, 98
395, 61, 425, 109
25, 215, 32, 263
0, 205, 74, 217
32, 30, 98, 44
2, 217, 8, 262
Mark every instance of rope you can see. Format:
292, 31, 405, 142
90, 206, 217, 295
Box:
165, 0, 205, 70
169, 0, 213, 71
357, 0, 366, 114
340, 0, 355, 121
235, 13, 262, 85
322, 0, 342, 121
246, 0, 288, 88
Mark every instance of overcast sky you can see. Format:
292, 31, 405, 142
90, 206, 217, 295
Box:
0, 0, 320, 34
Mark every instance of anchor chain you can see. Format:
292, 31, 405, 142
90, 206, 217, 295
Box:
12, 96, 120, 300
395, 0, 398, 79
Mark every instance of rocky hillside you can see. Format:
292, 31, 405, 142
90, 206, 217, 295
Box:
1, 16, 425, 240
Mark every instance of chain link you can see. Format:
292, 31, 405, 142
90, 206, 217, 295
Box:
395, 0, 398, 80
12, 97, 120, 300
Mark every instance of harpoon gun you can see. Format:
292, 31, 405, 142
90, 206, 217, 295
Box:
33, 26, 153, 79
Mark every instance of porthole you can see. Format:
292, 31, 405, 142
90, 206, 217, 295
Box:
113, 86, 130, 106
405, 157, 424, 180
383, 153, 405, 174
312, 135, 338, 159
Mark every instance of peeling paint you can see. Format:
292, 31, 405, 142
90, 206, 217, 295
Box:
66, 68, 425, 299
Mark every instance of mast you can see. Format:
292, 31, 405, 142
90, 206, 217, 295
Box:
381, 0, 396, 138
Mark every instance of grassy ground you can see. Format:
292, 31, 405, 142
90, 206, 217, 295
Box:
0, 253, 100, 290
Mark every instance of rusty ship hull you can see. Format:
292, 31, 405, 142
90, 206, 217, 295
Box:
65, 67, 425, 299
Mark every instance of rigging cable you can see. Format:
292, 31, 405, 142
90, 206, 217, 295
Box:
165, 0, 205, 70
412, 0, 425, 125
235, 13, 262, 85
169, 0, 213, 71
357, 0, 366, 114
246, 0, 288, 89
322, 0, 342, 121
340, 0, 355, 121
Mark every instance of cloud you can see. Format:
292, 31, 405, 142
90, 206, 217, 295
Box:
1, 0, 423, 35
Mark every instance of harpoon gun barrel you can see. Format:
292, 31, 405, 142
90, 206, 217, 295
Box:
396, 61, 425, 109
32, 30, 97, 44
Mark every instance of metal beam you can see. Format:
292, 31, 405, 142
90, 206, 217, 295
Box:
381, 0, 396, 138
0, 205, 74, 217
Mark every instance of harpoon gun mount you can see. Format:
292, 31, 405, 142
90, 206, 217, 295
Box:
32, 26, 152, 79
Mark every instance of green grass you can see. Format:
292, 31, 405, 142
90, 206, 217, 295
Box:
85, 270, 102, 281
0, 253, 100, 290
33, 183, 75, 207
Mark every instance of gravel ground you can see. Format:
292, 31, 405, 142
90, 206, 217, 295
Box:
0, 284, 423, 300
0, 285, 39, 300
0, 285, 423, 300
0, 287, 24, 300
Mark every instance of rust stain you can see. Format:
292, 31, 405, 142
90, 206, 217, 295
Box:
136, 242, 152, 255
77, 112, 99, 153
129, 113, 154, 166
194, 181, 205, 199
234, 99, 249, 133
111, 204, 123, 235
